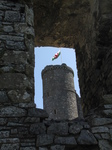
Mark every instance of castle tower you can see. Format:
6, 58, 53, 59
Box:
42, 64, 78, 120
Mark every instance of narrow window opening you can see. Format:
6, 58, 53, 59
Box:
54, 109, 57, 114
34, 47, 80, 109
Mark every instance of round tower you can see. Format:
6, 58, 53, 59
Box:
42, 64, 78, 120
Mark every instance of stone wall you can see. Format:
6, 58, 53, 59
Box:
0, 0, 34, 105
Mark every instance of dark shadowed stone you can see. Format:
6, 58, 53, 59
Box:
28, 108, 48, 118
39, 148, 48, 150
36, 134, 54, 146
77, 130, 97, 145
51, 145, 65, 150
1, 143, 19, 150
47, 122, 68, 135
4, 11, 20, 22
102, 110, 112, 117
0, 106, 26, 117
103, 95, 112, 104
19, 102, 36, 108
99, 140, 112, 150
69, 123, 83, 134
20, 147, 36, 150
0, 91, 9, 103
30, 123, 46, 134
0, 138, 20, 144
24, 117, 40, 123
101, 133, 110, 140
0, 118, 7, 125
104, 105, 112, 109
91, 126, 109, 133
0, 131, 9, 138
91, 118, 112, 126
54, 137, 77, 145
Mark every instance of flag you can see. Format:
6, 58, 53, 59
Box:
52, 50, 61, 61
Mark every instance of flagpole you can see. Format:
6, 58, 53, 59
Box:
60, 48, 62, 64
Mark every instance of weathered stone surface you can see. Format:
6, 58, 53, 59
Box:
19, 102, 36, 108
0, 91, 9, 103
30, 123, 46, 134
102, 110, 112, 117
0, 73, 29, 89
24, 117, 40, 123
92, 118, 112, 126
36, 134, 54, 146
0, 118, 7, 125
28, 108, 48, 118
103, 95, 112, 104
77, 130, 97, 145
104, 105, 112, 109
0, 131, 9, 138
6, 41, 26, 50
99, 140, 112, 150
51, 145, 65, 150
91, 126, 109, 133
25, 5, 34, 26
3, 25, 13, 32
1, 143, 19, 150
0, 138, 20, 144
55, 137, 77, 145
69, 123, 83, 134
39, 148, 48, 150
0, 35, 24, 41
0, 106, 26, 117
4, 11, 20, 22
47, 122, 68, 135
20, 147, 36, 150
101, 133, 110, 140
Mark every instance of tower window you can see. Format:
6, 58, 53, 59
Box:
54, 109, 57, 114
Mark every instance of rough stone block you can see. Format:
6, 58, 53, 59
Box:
101, 133, 110, 140
30, 123, 46, 134
0, 118, 7, 125
54, 136, 77, 145
69, 123, 83, 134
51, 145, 65, 150
102, 110, 112, 117
103, 95, 112, 104
0, 35, 24, 41
4, 11, 20, 22
39, 148, 48, 150
91, 118, 112, 126
0, 138, 20, 144
25, 5, 34, 26
1, 143, 19, 150
0, 91, 9, 103
6, 41, 26, 50
36, 134, 54, 146
0, 106, 26, 117
28, 108, 48, 118
47, 122, 68, 135
0, 73, 29, 90
91, 126, 109, 133
20, 147, 36, 150
99, 140, 112, 150
24, 117, 40, 123
0, 131, 9, 138
77, 130, 97, 145
3, 26, 13, 32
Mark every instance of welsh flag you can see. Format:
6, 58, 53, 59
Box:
52, 50, 61, 61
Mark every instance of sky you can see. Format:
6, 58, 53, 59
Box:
34, 47, 80, 109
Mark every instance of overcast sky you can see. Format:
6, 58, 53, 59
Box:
34, 47, 80, 108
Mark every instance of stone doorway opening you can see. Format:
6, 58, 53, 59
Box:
34, 47, 80, 109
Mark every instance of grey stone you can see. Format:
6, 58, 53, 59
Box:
102, 110, 112, 117
24, 117, 40, 123
36, 134, 54, 146
101, 133, 110, 140
30, 123, 46, 134
22, 92, 31, 101
77, 130, 97, 145
1, 143, 19, 150
69, 123, 83, 134
4, 11, 20, 22
28, 108, 48, 118
6, 41, 26, 50
11, 129, 18, 134
0, 35, 24, 41
99, 140, 112, 150
39, 148, 48, 150
0, 73, 29, 90
0, 138, 20, 144
51, 145, 65, 150
7, 122, 26, 127
104, 105, 112, 109
0, 91, 9, 103
25, 5, 34, 26
0, 106, 26, 117
103, 94, 112, 104
92, 118, 112, 126
20, 147, 36, 150
47, 122, 68, 135
0, 131, 9, 138
19, 102, 36, 108
0, 118, 7, 125
94, 134, 102, 140
91, 126, 109, 133
54, 137, 77, 145
3, 26, 13, 32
